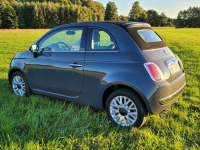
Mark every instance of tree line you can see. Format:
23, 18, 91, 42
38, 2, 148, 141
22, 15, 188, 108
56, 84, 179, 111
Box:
105, 1, 175, 27
0, 0, 199, 29
0, 0, 105, 28
176, 6, 200, 28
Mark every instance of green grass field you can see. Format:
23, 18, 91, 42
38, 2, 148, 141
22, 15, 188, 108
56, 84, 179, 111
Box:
0, 28, 199, 149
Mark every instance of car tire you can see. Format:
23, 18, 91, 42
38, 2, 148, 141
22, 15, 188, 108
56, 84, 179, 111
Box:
105, 88, 147, 128
11, 71, 32, 97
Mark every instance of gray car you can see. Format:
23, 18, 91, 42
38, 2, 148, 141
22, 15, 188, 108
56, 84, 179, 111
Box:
8, 21, 186, 127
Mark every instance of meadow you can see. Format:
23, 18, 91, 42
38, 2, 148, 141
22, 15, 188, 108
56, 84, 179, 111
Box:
0, 28, 199, 149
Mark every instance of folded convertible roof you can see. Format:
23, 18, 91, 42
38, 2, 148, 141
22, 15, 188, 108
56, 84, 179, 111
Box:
86, 21, 151, 28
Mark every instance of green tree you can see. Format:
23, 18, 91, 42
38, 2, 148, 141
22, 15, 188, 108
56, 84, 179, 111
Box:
119, 15, 129, 21
56, 0, 71, 5
82, 0, 92, 7
0, 0, 10, 28
159, 12, 168, 26
82, 0, 104, 21
44, 2, 59, 28
167, 18, 174, 27
77, 6, 92, 22
11, 2, 22, 28
167, 22, 174, 27
105, 1, 119, 21
93, 1, 104, 21
1, 5, 18, 28
0, 14, 1, 28
176, 11, 185, 28
71, 0, 82, 5
0, 6, 2, 28
185, 7, 200, 27
33, 2, 45, 28
129, 1, 147, 22
139, 10, 147, 22
147, 9, 159, 26
16, 2, 35, 28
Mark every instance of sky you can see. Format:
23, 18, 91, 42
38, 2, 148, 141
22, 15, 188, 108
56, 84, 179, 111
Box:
95, 0, 200, 18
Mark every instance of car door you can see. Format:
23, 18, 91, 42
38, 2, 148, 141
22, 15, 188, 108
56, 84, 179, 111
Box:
30, 27, 86, 97
82, 27, 119, 99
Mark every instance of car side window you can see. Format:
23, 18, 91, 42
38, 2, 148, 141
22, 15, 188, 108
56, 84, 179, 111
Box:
39, 27, 84, 52
87, 28, 117, 51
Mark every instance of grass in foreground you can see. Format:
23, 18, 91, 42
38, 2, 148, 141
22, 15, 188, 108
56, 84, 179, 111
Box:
0, 28, 199, 149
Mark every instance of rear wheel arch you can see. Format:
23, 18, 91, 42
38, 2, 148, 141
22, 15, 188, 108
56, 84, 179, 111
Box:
102, 84, 151, 113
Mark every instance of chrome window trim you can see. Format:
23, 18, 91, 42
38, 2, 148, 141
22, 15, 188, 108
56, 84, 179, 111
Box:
86, 51, 118, 52
41, 51, 85, 52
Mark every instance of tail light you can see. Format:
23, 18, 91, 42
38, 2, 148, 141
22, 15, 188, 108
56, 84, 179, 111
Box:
144, 62, 165, 82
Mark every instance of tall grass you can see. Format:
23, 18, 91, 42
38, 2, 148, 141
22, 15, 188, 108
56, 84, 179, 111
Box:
0, 28, 199, 149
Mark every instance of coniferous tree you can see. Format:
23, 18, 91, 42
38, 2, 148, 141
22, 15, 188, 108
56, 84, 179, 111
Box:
12, 2, 25, 28
105, 1, 119, 21
45, 2, 59, 28
71, 0, 81, 5
0, 0, 10, 28
1, 5, 18, 28
0, 0, 184, 29
33, 2, 45, 28
0, 7, 2, 28
77, 6, 91, 22
22, 2, 35, 28
129, 1, 147, 22
93, 1, 104, 21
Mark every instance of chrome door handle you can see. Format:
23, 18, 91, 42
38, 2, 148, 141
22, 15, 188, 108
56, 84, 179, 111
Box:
69, 64, 82, 67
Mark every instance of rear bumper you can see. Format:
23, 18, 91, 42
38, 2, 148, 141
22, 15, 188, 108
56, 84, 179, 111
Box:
159, 82, 186, 105
136, 72, 186, 114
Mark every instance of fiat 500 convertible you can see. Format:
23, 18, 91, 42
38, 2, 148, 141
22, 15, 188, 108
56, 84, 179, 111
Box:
8, 21, 186, 127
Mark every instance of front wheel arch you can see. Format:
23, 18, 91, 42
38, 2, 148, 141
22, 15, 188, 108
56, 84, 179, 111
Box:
8, 68, 25, 84
10, 71, 32, 97
8, 68, 32, 94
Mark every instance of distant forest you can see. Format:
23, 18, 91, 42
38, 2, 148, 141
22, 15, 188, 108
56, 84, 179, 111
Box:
0, 0, 199, 29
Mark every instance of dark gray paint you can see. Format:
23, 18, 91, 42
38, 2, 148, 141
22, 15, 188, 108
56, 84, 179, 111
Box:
8, 22, 186, 114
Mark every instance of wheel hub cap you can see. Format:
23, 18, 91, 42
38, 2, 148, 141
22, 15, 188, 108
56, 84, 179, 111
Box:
110, 96, 138, 126
119, 107, 128, 116
17, 84, 21, 89
12, 75, 25, 96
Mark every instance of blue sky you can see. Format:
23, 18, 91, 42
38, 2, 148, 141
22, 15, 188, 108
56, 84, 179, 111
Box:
95, 0, 200, 18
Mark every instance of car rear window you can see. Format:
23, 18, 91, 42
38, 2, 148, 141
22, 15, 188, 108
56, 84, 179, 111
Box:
125, 27, 166, 50
138, 30, 162, 42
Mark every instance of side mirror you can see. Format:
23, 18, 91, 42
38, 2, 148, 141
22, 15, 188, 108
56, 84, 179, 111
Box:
29, 44, 38, 53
